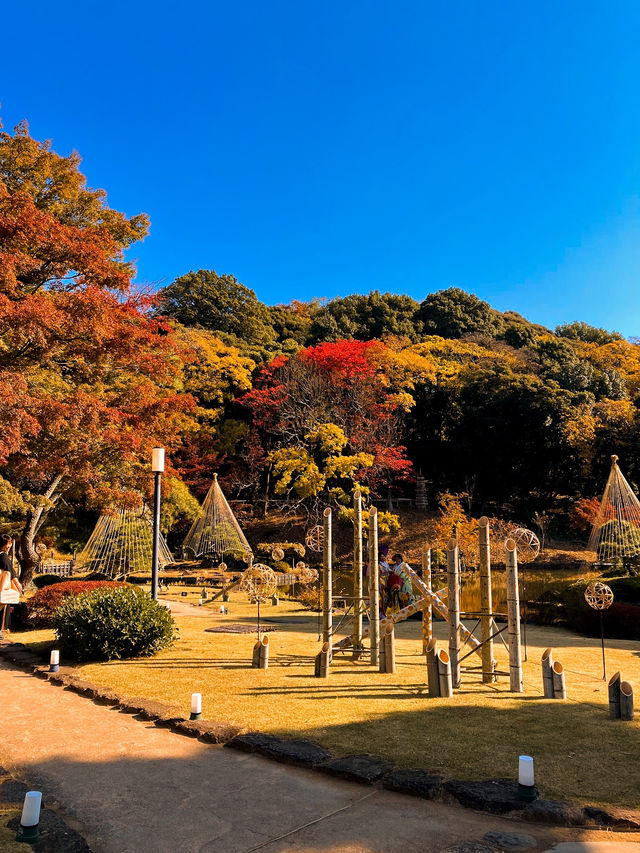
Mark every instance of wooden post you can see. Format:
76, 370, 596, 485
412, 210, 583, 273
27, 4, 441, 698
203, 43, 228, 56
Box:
379, 622, 396, 673
552, 660, 566, 699
426, 637, 440, 697
436, 648, 453, 698
620, 681, 634, 721
368, 506, 380, 666
542, 648, 555, 698
322, 507, 332, 647
421, 546, 432, 654
478, 517, 495, 684
505, 538, 523, 693
608, 671, 621, 719
447, 537, 461, 689
352, 490, 363, 658
314, 641, 331, 678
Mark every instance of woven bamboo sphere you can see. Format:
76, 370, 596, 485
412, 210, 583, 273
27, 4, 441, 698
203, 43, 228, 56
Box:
512, 528, 541, 563
239, 564, 278, 603
271, 547, 285, 561
305, 525, 324, 552
584, 581, 614, 611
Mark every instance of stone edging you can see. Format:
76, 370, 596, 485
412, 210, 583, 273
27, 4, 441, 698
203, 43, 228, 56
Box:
2, 641, 639, 832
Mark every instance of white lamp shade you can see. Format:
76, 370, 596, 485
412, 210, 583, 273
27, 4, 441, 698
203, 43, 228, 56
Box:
191, 693, 202, 715
151, 447, 165, 473
519, 755, 534, 787
21, 791, 42, 827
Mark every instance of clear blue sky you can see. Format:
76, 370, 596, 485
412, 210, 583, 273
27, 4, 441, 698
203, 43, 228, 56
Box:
2, 1, 639, 334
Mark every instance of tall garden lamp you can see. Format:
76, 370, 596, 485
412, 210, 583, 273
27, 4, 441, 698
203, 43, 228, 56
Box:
151, 447, 165, 600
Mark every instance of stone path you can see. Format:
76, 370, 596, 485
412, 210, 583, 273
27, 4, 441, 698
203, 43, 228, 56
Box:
1, 660, 639, 853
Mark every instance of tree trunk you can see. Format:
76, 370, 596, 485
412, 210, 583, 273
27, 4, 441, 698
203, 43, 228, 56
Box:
17, 475, 63, 587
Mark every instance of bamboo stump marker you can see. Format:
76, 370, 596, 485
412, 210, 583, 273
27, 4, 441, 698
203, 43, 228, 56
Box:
422, 546, 433, 654
437, 648, 453, 698
609, 672, 621, 719
505, 538, 523, 693
322, 507, 332, 647
478, 517, 495, 683
368, 506, 380, 666
352, 490, 364, 659
620, 681, 634, 721
252, 634, 270, 668
314, 641, 331, 678
552, 660, 566, 699
426, 637, 440, 697
447, 537, 461, 689
542, 648, 555, 698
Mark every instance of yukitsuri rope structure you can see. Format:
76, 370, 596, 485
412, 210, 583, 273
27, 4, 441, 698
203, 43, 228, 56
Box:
183, 474, 252, 559
78, 503, 173, 579
588, 455, 640, 560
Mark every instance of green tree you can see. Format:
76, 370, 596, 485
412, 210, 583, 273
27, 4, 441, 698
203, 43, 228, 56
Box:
556, 321, 623, 345
417, 287, 504, 339
309, 291, 420, 343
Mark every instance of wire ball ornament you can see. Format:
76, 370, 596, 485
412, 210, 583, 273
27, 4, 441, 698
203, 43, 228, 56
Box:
239, 564, 278, 603
35, 543, 47, 556
584, 581, 614, 611
271, 547, 285, 562
294, 562, 319, 585
305, 525, 324, 552
218, 561, 228, 571
512, 528, 541, 563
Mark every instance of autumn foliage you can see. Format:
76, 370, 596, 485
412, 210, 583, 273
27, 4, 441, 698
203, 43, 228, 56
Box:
26, 580, 128, 627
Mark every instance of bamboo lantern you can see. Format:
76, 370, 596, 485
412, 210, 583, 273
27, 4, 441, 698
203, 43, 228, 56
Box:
426, 637, 440, 697
421, 546, 433, 653
552, 660, 566, 699
352, 491, 364, 658
379, 621, 396, 674
541, 648, 554, 698
437, 648, 453, 698
608, 671, 621, 719
368, 507, 380, 666
620, 681, 634, 721
505, 538, 523, 693
478, 517, 495, 684
447, 538, 461, 689
314, 641, 331, 678
322, 507, 332, 646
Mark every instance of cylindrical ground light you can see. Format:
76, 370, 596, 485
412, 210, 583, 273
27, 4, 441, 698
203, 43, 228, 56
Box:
190, 692, 202, 720
49, 649, 60, 673
17, 791, 42, 842
518, 755, 536, 801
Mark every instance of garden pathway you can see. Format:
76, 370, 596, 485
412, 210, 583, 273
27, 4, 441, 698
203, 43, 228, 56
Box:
0, 659, 639, 853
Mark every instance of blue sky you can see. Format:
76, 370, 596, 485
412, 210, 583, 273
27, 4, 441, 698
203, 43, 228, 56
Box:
2, 1, 639, 334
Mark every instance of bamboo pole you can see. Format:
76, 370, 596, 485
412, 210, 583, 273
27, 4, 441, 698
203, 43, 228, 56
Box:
422, 546, 432, 654
620, 681, 634, 721
379, 621, 396, 673
314, 641, 331, 678
552, 660, 566, 699
437, 648, 453, 698
505, 538, 523, 693
259, 634, 269, 669
426, 637, 440, 697
352, 490, 363, 658
478, 517, 495, 683
541, 648, 555, 698
608, 671, 621, 719
368, 506, 380, 666
322, 507, 332, 646
447, 537, 461, 689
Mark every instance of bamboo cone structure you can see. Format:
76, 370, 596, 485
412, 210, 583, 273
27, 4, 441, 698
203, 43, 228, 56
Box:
478, 517, 495, 684
368, 507, 380, 666
620, 681, 634, 721
552, 660, 566, 699
322, 507, 332, 646
542, 648, 555, 698
422, 546, 433, 654
608, 671, 622, 719
505, 538, 524, 693
379, 622, 396, 674
426, 637, 440, 697
314, 641, 331, 678
352, 491, 364, 658
447, 538, 461, 689
437, 648, 453, 698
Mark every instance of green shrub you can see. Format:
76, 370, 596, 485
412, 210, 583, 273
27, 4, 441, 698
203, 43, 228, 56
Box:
27, 580, 127, 627
33, 574, 66, 589
54, 586, 177, 661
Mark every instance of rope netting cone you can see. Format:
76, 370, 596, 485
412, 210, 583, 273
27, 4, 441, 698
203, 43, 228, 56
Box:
78, 503, 173, 579
183, 474, 252, 558
588, 455, 640, 561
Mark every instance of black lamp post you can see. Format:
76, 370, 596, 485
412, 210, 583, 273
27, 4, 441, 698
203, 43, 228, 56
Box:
151, 447, 165, 600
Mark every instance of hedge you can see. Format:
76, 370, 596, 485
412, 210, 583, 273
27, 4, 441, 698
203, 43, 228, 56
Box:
26, 580, 127, 628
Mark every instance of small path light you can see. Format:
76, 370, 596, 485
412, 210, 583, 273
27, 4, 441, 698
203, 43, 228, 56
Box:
17, 791, 42, 842
518, 755, 536, 801
151, 447, 165, 601
190, 692, 202, 720
49, 649, 59, 672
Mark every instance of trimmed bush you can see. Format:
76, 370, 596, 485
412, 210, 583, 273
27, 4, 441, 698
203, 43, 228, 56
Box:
26, 580, 127, 628
33, 574, 66, 589
54, 586, 177, 661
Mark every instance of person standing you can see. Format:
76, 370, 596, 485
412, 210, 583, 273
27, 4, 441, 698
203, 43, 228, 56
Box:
0, 534, 22, 639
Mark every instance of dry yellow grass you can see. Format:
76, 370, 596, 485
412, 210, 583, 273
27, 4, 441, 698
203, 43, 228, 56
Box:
16, 590, 640, 809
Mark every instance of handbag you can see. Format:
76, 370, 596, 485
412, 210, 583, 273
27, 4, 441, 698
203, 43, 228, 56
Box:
0, 589, 19, 604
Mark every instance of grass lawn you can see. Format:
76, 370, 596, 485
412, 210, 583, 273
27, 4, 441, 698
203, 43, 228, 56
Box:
15, 589, 640, 809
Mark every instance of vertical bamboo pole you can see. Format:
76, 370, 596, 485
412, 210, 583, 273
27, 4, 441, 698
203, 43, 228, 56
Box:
505, 538, 523, 693
421, 546, 432, 654
542, 648, 555, 698
258, 634, 269, 669
620, 681, 634, 721
552, 660, 566, 699
608, 671, 621, 719
322, 507, 332, 648
447, 537, 461, 689
436, 648, 453, 698
314, 641, 330, 678
368, 507, 380, 666
478, 516, 494, 684
426, 637, 440, 697
352, 490, 363, 658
